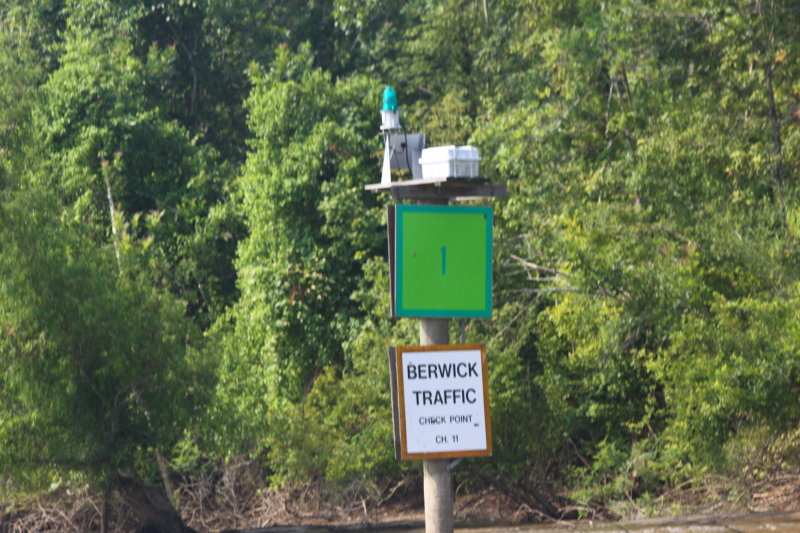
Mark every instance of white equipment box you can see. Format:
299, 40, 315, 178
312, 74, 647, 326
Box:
418, 145, 481, 179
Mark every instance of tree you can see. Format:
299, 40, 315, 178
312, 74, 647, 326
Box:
0, 1, 56, 190
210, 45, 387, 471
0, 186, 205, 532
473, 0, 800, 500
32, 0, 243, 327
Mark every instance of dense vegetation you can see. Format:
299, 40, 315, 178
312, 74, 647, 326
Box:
3, 0, 800, 530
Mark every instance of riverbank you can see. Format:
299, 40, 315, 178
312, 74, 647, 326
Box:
4, 466, 800, 532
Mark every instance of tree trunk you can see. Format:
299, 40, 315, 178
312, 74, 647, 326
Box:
100, 484, 110, 533
117, 473, 195, 533
156, 448, 178, 508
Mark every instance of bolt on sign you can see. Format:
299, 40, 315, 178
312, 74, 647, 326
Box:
388, 205, 492, 318
388, 344, 492, 460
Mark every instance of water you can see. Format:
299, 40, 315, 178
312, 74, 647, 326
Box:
378, 511, 800, 533
471, 511, 800, 533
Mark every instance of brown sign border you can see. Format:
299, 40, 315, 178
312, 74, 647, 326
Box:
395, 344, 492, 461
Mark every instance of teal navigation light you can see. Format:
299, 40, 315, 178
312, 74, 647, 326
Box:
380, 86, 402, 132
383, 86, 398, 111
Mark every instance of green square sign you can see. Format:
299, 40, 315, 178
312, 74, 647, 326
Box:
393, 205, 492, 318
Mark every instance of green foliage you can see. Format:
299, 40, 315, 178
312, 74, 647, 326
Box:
5, 0, 800, 514
258, 256, 421, 486
0, 187, 205, 496
474, 0, 800, 505
0, 1, 54, 189
209, 46, 387, 469
29, 1, 244, 326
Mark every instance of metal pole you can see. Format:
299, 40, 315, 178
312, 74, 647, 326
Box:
420, 318, 453, 533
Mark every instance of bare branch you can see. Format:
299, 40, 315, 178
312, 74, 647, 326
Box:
101, 159, 122, 275
508, 254, 572, 279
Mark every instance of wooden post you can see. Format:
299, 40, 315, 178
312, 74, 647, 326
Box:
416, 194, 456, 533
420, 318, 453, 533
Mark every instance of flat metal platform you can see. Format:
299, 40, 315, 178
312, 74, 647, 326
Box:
365, 177, 507, 202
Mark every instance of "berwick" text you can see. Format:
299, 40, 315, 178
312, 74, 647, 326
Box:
406, 362, 478, 380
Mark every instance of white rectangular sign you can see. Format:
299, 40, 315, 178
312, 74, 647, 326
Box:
396, 344, 491, 460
